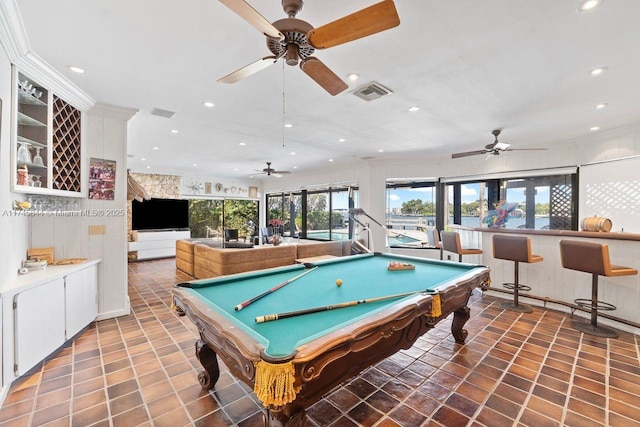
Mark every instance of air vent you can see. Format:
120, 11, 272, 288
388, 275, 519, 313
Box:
360, 156, 376, 160
150, 108, 175, 118
352, 82, 393, 102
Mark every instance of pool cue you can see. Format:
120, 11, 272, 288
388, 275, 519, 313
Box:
234, 266, 318, 311
255, 289, 437, 323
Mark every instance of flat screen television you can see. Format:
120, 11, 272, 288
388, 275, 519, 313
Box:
132, 198, 189, 231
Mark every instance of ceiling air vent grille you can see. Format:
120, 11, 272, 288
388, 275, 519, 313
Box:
151, 108, 176, 118
352, 82, 393, 102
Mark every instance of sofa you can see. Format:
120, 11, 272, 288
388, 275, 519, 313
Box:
177, 239, 356, 279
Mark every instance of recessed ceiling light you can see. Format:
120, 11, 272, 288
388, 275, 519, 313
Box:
595, 103, 608, 109
68, 65, 85, 74
170, 129, 179, 134
141, 158, 146, 161
290, 152, 296, 155
590, 126, 600, 131
293, 166, 298, 169
578, 0, 603, 12
146, 165, 151, 169
338, 138, 346, 142
328, 159, 334, 162
347, 73, 359, 81
193, 163, 197, 167
234, 168, 239, 171
239, 142, 246, 146
284, 123, 293, 128
378, 149, 384, 153
153, 147, 159, 150
203, 101, 215, 108
408, 106, 420, 112
590, 67, 607, 76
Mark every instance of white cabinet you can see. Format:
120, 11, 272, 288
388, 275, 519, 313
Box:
14, 278, 66, 376
8, 262, 99, 377
65, 267, 98, 339
12, 67, 84, 196
129, 230, 191, 260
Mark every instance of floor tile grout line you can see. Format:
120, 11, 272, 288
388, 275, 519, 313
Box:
516, 311, 571, 425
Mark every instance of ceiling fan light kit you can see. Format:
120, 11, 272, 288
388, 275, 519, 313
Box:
217, 0, 400, 95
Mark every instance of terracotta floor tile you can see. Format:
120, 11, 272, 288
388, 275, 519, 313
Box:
1, 258, 639, 427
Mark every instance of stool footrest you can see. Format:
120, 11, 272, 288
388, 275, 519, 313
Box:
571, 320, 618, 338
502, 282, 531, 292
574, 298, 616, 312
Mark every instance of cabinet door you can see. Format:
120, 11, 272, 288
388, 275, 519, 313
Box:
14, 279, 66, 376
14, 70, 50, 190
65, 266, 98, 339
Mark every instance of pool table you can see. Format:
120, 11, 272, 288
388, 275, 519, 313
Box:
172, 252, 490, 426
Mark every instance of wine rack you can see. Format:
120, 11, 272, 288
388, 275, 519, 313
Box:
52, 96, 82, 192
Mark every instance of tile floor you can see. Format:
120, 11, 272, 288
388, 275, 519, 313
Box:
1, 258, 639, 426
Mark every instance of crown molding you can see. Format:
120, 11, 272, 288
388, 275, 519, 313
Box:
89, 103, 139, 122
0, 0, 95, 111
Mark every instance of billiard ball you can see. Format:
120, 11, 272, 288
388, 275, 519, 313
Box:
336, 279, 343, 287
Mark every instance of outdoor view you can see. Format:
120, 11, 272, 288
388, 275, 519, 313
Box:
188, 199, 258, 240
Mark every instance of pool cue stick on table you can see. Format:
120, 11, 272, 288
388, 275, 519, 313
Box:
234, 266, 319, 311
255, 289, 438, 323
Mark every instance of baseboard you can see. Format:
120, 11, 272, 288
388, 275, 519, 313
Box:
96, 307, 130, 321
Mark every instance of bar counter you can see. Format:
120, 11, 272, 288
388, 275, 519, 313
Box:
448, 225, 640, 335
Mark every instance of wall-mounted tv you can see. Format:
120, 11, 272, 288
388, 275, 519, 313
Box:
131, 198, 189, 231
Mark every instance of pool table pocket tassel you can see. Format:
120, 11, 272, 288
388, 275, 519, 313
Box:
431, 293, 442, 317
254, 360, 301, 407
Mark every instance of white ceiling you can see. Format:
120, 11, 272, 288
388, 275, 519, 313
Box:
14, 0, 640, 179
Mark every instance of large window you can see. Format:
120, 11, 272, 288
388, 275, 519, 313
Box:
386, 180, 438, 248
266, 186, 358, 241
188, 199, 259, 239
444, 172, 576, 230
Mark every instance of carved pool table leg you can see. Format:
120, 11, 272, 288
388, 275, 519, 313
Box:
451, 306, 470, 344
195, 339, 220, 390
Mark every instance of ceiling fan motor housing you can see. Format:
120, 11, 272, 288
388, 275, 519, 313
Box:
268, 18, 315, 65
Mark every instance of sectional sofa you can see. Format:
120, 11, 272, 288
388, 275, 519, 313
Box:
176, 239, 358, 279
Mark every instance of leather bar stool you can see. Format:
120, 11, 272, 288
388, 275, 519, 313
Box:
440, 231, 482, 262
492, 234, 543, 313
559, 239, 637, 338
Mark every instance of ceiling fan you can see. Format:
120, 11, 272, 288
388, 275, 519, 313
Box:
254, 162, 291, 177
451, 130, 548, 159
217, 0, 400, 95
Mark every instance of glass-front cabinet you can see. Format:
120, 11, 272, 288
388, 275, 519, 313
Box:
12, 67, 83, 196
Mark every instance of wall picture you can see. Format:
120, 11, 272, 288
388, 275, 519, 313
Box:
249, 186, 258, 198
89, 157, 116, 200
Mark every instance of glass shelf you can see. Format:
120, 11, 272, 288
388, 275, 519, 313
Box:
18, 90, 47, 106
17, 135, 47, 149
17, 111, 47, 127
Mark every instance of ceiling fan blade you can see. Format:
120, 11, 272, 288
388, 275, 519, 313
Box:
218, 56, 278, 83
451, 150, 488, 159
300, 57, 348, 95
273, 171, 291, 175
504, 148, 548, 152
218, 0, 284, 40
307, 0, 400, 49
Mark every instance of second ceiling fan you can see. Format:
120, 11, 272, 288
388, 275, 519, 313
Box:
451, 130, 547, 159
217, 0, 400, 95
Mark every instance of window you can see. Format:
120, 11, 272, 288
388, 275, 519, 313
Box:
266, 186, 358, 241
386, 180, 438, 248
444, 172, 576, 230
188, 199, 259, 239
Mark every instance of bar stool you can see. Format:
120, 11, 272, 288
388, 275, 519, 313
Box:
559, 239, 637, 338
492, 234, 543, 313
440, 231, 482, 262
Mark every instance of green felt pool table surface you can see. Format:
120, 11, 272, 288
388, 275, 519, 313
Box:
179, 252, 484, 358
